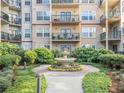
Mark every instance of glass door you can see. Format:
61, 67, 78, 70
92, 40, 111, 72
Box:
60, 28, 71, 38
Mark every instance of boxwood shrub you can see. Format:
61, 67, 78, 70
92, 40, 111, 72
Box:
34, 48, 54, 64
98, 54, 124, 68
83, 72, 112, 93
71, 48, 113, 63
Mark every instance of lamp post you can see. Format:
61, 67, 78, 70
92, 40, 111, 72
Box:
36, 74, 41, 93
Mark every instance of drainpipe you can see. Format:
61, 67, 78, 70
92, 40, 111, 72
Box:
105, 0, 109, 49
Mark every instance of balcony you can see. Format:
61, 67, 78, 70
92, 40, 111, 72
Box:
9, 16, 21, 26
52, 0, 79, 7
100, 0, 120, 9
9, 1, 21, 11
1, 0, 9, 5
52, 33, 80, 42
100, 10, 120, 24
1, 32, 21, 42
100, 31, 121, 42
52, 15, 80, 25
1, 11, 9, 23
10, 34, 21, 43
1, 32, 10, 41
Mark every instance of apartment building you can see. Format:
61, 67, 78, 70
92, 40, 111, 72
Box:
23, 0, 102, 51
100, 0, 124, 52
1, 0, 124, 52
0, 0, 21, 44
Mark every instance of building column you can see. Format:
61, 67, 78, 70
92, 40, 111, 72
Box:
105, 0, 109, 49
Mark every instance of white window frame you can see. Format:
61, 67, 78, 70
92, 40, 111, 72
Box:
82, 27, 96, 38
81, 11, 96, 21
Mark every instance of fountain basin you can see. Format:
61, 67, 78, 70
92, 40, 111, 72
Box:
55, 58, 76, 67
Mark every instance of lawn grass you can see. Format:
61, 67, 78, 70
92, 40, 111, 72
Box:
4, 66, 47, 93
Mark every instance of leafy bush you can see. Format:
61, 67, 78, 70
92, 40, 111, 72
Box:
0, 42, 21, 55
35, 48, 54, 64
83, 72, 112, 93
52, 49, 61, 58
41, 75, 48, 93
24, 50, 37, 64
71, 48, 98, 62
98, 54, 124, 68
71, 48, 114, 63
0, 77, 11, 93
4, 67, 47, 93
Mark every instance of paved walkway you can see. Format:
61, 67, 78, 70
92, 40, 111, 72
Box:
33, 65, 99, 93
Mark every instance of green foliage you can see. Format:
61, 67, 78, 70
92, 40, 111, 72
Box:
83, 72, 112, 93
24, 50, 37, 64
35, 48, 54, 64
98, 54, 124, 68
48, 65, 82, 71
52, 49, 61, 57
0, 77, 11, 93
71, 48, 114, 63
4, 67, 48, 93
71, 48, 98, 62
0, 42, 21, 55
0, 55, 21, 66
41, 75, 48, 93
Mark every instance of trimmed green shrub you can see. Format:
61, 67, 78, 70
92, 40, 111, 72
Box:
71, 48, 98, 62
0, 77, 11, 93
98, 54, 124, 68
41, 75, 48, 93
24, 50, 37, 64
71, 48, 114, 63
0, 42, 21, 55
35, 48, 54, 64
4, 67, 48, 93
83, 72, 112, 93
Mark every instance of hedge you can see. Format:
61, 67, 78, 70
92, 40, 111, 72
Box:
98, 54, 124, 68
83, 72, 112, 93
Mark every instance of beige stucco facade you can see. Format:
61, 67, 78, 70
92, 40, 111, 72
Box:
1, 0, 124, 52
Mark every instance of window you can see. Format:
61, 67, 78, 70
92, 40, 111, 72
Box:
82, 44, 96, 49
25, 29, 31, 38
25, 0, 31, 5
37, 11, 50, 21
44, 45, 50, 49
82, 27, 96, 38
25, 13, 31, 22
82, 0, 96, 3
37, 0, 49, 4
36, 28, 50, 38
82, 11, 96, 20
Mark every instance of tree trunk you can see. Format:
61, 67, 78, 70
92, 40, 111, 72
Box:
12, 65, 16, 86
24, 61, 27, 70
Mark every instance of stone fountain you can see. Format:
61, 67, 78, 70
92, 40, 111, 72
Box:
55, 48, 76, 67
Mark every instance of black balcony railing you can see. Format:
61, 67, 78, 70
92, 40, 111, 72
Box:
9, 16, 21, 25
1, 11, 9, 22
9, 1, 21, 9
10, 34, 21, 41
52, 0, 79, 4
100, 31, 121, 41
52, 15, 79, 23
1, 32, 21, 42
2, 0, 9, 4
100, 10, 120, 22
1, 32, 10, 41
52, 33, 80, 41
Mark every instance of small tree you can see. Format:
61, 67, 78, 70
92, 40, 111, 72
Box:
24, 50, 37, 67
10, 55, 21, 86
